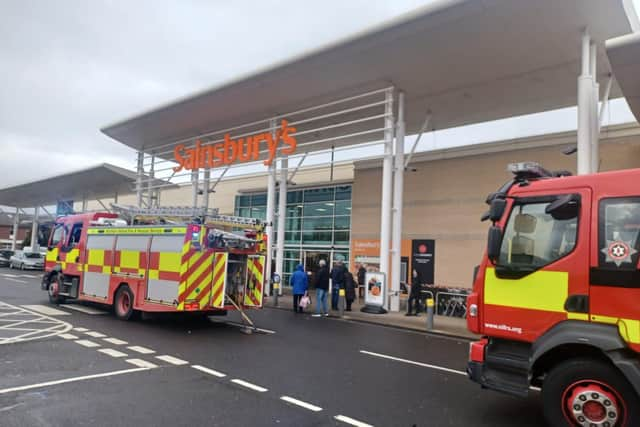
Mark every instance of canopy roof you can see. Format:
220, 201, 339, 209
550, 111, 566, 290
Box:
607, 32, 640, 124
102, 0, 638, 154
0, 163, 167, 208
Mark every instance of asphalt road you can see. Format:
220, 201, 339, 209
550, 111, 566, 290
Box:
0, 271, 546, 426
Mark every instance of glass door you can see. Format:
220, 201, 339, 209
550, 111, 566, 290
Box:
303, 251, 331, 289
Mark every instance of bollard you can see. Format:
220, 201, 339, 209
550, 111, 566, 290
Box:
426, 298, 434, 331
272, 274, 281, 307
338, 288, 345, 317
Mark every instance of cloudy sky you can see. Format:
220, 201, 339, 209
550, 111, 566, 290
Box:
1, 0, 639, 188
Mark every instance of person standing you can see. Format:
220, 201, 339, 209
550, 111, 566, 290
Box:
330, 260, 345, 310
357, 263, 366, 299
406, 269, 423, 316
290, 264, 308, 313
312, 259, 329, 317
343, 269, 356, 311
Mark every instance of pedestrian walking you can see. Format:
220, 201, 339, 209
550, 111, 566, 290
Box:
330, 260, 346, 310
344, 269, 356, 311
312, 259, 329, 317
290, 264, 308, 313
406, 269, 423, 316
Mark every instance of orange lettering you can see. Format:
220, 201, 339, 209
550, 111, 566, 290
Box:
237, 137, 253, 162
280, 120, 297, 155
223, 134, 238, 165
173, 144, 186, 172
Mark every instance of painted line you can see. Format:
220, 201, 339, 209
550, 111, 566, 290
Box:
280, 396, 322, 412
360, 350, 466, 376
85, 331, 107, 338
75, 339, 100, 348
59, 333, 78, 340
155, 355, 189, 366
126, 358, 158, 369
98, 348, 128, 358
334, 415, 374, 427
231, 379, 268, 392
0, 367, 151, 395
0, 301, 72, 344
127, 345, 155, 354
1, 273, 19, 278
64, 305, 107, 315
5, 278, 27, 284
21, 305, 71, 316
73, 327, 89, 332
103, 337, 127, 345
191, 365, 226, 378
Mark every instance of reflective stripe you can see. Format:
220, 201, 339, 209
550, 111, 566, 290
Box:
591, 315, 640, 344
211, 253, 227, 308
88, 227, 187, 235
244, 256, 265, 307
566, 312, 589, 321
484, 267, 568, 313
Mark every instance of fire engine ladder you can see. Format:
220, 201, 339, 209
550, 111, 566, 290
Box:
110, 203, 220, 223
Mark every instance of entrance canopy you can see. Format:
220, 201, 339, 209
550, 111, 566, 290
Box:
0, 163, 161, 208
102, 0, 638, 153
607, 32, 640, 124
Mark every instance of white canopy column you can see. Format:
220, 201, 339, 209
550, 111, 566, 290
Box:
30, 207, 39, 253
275, 157, 288, 295
390, 91, 406, 312
264, 153, 277, 296
11, 207, 19, 251
577, 30, 594, 175
380, 88, 394, 310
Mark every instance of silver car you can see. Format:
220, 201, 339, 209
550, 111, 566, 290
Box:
10, 251, 44, 270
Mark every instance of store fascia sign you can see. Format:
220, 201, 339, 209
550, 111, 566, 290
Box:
173, 119, 297, 172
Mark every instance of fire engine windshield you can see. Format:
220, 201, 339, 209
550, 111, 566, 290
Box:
497, 201, 578, 274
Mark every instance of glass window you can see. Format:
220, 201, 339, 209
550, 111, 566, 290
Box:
237, 207, 250, 218
498, 200, 578, 274
50, 225, 65, 246
250, 207, 266, 220
304, 187, 334, 203
69, 223, 83, 246
334, 201, 351, 216
237, 195, 251, 207
304, 202, 333, 217
302, 231, 333, 245
251, 193, 267, 206
302, 217, 333, 232
334, 231, 351, 245
334, 251, 350, 263
334, 216, 350, 230
335, 185, 352, 200
287, 191, 303, 204
599, 198, 640, 269
287, 205, 303, 218
285, 232, 301, 244
286, 217, 301, 231
285, 250, 301, 260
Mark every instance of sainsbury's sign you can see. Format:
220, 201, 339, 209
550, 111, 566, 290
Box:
173, 119, 297, 172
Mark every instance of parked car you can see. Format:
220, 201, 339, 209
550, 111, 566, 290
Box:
0, 250, 14, 267
10, 251, 44, 270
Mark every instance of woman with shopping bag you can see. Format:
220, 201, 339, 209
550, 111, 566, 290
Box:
291, 264, 308, 313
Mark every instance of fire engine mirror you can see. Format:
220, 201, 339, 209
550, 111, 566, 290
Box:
545, 194, 579, 220
487, 226, 502, 263
488, 198, 507, 223
480, 210, 490, 222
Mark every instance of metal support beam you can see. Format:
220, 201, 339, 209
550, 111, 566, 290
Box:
39, 205, 54, 220
96, 199, 109, 211
598, 74, 613, 131
264, 118, 278, 297
380, 88, 394, 309
191, 169, 199, 209
390, 91, 405, 313
30, 206, 39, 253
11, 207, 19, 251
148, 153, 155, 208
81, 196, 88, 212
590, 43, 599, 173
203, 169, 211, 211
577, 30, 593, 175
136, 151, 144, 207
210, 166, 230, 192
288, 153, 307, 183
275, 157, 288, 296
404, 112, 432, 169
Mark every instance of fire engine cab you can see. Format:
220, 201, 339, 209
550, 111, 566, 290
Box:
41, 205, 267, 320
467, 163, 640, 426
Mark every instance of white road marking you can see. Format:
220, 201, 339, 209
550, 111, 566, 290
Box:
231, 379, 268, 392
103, 337, 127, 345
75, 339, 100, 348
191, 365, 226, 378
98, 348, 128, 358
213, 320, 276, 334
73, 327, 89, 332
64, 304, 107, 315
0, 301, 72, 344
0, 367, 151, 395
127, 345, 155, 354
1, 274, 19, 278
126, 358, 158, 369
360, 350, 466, 376
5, 278, 27, 284
85, 331, 107, 338
280, 396, 322, 412
21, 305, 71, 316
155, 355, 189, 366
334, 415, 374, 427
59, 333, 78, 340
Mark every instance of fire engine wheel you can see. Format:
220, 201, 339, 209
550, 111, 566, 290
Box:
542, 358, 639, 427
47, 275, 65, 305
114, 286, 135, 321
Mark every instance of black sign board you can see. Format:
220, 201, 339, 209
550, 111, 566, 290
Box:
411, 239, 435, 285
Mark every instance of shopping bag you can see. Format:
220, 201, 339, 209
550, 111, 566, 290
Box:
299, 294, 311, 309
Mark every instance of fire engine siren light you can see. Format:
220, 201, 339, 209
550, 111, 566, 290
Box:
507, 162, 541, 174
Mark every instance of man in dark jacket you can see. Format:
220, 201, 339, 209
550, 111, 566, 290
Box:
406, 269, 423, 316
357, 264, 366, 299
330, 260, 346, 310
312, 259, 329, 317
344, 269, 356, 311
290, 264, 308, 313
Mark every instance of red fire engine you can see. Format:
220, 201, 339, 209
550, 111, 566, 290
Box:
41, 205, 266, 320
467, 163, 640, 426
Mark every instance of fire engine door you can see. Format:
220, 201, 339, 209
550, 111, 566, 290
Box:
243, 255, 265, 307
482, 189, 590, 341
210, 252, 228, 309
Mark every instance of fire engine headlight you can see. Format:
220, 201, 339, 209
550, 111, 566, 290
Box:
469, 304, 478, 317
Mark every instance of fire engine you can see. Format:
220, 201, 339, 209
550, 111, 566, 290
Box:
41, 205, 267, 321
467, 163, 640, 426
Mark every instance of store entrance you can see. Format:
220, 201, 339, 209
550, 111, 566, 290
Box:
303, 251, 330, 289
